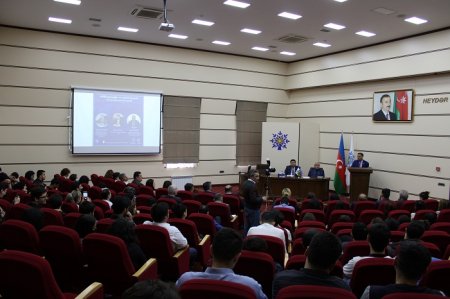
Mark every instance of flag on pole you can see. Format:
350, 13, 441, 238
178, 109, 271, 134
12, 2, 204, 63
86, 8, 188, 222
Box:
334, 132, 347, 195
346, 133, 354, 188
393, 90, 409, 120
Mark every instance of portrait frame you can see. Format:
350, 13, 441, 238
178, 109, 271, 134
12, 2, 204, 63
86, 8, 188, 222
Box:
372, 90, 414, 122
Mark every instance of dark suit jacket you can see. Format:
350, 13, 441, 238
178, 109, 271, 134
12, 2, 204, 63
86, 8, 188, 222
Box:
351, 160, 369, 168
284, 166, 300, 176
307, 167, 325, 178
373, 110, 397, 121
240, 179, 263, 210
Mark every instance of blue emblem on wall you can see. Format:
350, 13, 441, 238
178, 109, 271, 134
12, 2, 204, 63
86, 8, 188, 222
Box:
270, 131, 290, 151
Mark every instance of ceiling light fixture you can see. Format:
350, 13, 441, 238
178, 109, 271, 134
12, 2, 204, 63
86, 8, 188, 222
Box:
241, 28, 261, 35
252, 47, 269, 52
192, 19, 214, 26
280, 51, 296, 56
223, 0, 250, 8
324, 23, 346, 30
278, 12, 302, 20
53, 0, 81, 5
48, 17, 72, 24
333, 0, 347, 2
313, 42, 331, 48
118, 27, 139, 33
169, 34, 188, 39
212, 40, 231, 45
404, 16, 428, 25
356, 30, 376, 37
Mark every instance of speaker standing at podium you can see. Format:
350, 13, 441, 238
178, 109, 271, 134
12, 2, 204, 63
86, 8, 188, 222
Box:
351, 153, 370, 168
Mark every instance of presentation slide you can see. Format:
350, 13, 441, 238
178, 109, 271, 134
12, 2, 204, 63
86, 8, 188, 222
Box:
72, 88, 161, 154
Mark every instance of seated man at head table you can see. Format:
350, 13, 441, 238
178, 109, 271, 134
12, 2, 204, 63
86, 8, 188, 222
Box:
307, 162, 325, 178
284, 159, 302, 177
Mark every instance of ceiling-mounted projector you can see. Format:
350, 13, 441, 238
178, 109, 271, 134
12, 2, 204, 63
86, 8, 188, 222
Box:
159, 22, 174, 32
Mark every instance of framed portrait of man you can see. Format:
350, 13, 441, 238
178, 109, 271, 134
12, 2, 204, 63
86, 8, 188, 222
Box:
373, 90, 413, 122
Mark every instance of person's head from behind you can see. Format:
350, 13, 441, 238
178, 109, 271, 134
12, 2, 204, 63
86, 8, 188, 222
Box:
151, 202, 169, 223
122, 279, 180, 299
113, 172, 120, 181
172, 203, 187, 219
112, 196, 131, 216
398, 190, 409, 200
184, 183, 194, 192
22, 207, 43, 231
60, 167, 70, 178
76, 214, 96, 238
302, 229, 320, 248
423, 212, 437, 226
101, 188, 111, 200
306, 192, 316, 200
224, 184, 232, 194
202, 181, 212, 192
167, 185, 177, 196
302, 212, 316, 221
133, 171, 142, 182
79, 200, 95, 215
379, 94, 392, 113
109, 218, 138, 245
146, 178, 155, 188
305, 231, 342, 272
381, 188, 391, 199
248, 169, 260, 182
261, 210, 277, 225
352, 222, 368, 241
419, 191, 430, 200
119, 173, 128, 182
213, 193, 223, 203
397, 214, 411, 225
395, 241, 431, 284
198, 205, 209, 214
384, 217, 399, 231
338, 215, 351, 223
405, 220, 425, 240
368, 223, 390, 252
25, 170, 35, 181
48, 194, 63, 209
329, 192, 339, 201
212, 228, 243, 267
415, 200, 426, 211
78, 175, 90, 184
69, 173, 77, 181
243, 237, 268, 253
162, 180, 172, 189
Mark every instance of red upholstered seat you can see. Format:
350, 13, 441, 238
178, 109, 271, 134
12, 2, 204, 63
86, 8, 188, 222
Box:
388, 209, 411, 220
358, 209, 385, 224
92, 199, 110, 213
291, 238, 306, 255
297, 220, 326, 230
350, 257, 396, 298
207, 201, 238, 228
63, 212, 82, 229
135, 224, 189, 280
437, 209, 450, 222
196, 192, 215, 205
276, 285, 357, 299
274, 197, 298, 208
301, 199, 324, 210
0, 198, 12, 213
177, 190, 194, 200
390, 230, 405, 242
430, 222, 450, 234
352, 200, 377, 217
41, 208, 64, 227
182, 199, 201, 216
135, 194, 155, 207
421, 241, 442, 259
0, 250, 103, 299
138, 186, 155, 196
275, 206, 296, 228
95, 218, 114, 233
158, 197, 177, 208
179, 279, 257, 299
325, 200, 350, 221
234, 250, 275, 298
414, 209, 436, 220
421, 230, 450, 253
62, 201, 79, 214
112, 180, 126, 193
88, 186, 102, 201
399, 200, 416, 213
133, 213, 152, 224
83, 233, 157, 296
4, 202, 30, 220
155, 188, 168, 199
328, 210, 356, 226
188, 213, 217, 238
299, 209, 325, 223
90, 174, 100, 186
330, 222, 354, 234
423, 199, 439, 211
245, 234, 285, 267
0, 219, 40, 254
420, 260, 450, 296
340, 240, 370, 264
293, 227, 326, 240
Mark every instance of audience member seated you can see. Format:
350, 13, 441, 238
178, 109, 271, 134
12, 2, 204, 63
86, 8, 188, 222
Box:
172, 203, 188, 219
184, 183, 194, 192
75, 214, 97, 239
272, 231, 350, 298
48, 194, 64, 214
79, 200, 95, 215
396, 189, 409, 208
33, 169, 46, 187
101, 188, 113, 207
248, 211, 286, 252
274, 188, 295, 213
111, 196, 133, 221
78, 175, 90, 185
132, 171, 144, 186
384, 217, 400, 231
161, 185, 182, 203
123, 279, 181, 299
419, 191, 430, 201
307, 162, 325, 178
176, 228, 267, 299
386, 220, 426, 257
199, 204, 223, 231
162, 180, 172, 189
202, 181, 215, 194
104, 169, 114, 179
360, 241, 445, 299
109, 218, 147, 270
21, 207, 44, 231
29, 186, 47, 208
343, 223, 391, 280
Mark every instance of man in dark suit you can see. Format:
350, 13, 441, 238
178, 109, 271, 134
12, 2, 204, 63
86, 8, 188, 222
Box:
351, 152, 370, 168
240, 170, 265, 235
373, 94, 397, 121
284, 159, 301, 177
307, 162, 325, 178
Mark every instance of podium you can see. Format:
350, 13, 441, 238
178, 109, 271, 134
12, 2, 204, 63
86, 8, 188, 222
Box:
348, 167, 373, 202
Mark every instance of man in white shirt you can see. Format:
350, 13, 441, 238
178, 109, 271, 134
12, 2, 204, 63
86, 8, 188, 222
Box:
247, 210, 286, 253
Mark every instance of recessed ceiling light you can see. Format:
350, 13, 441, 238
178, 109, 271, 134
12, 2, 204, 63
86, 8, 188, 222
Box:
241, 28, 261, 35
280, 51, 296, 56
223, 0, 250, 8
356, 30, 376, 37
53, 0, 81, 5
278, 12, 302, 20
252, 47, 269, 52
192, 19, 215, 26
169, 34, 188, 39
405, 16, 428, 25
372, 7, 396, 15
324, 23, 346, 30
212, 40, 231, 46
117, 27, 138, 33
48, 17, 72, 24
313, 42, 331, 48
334, 0, 347, 2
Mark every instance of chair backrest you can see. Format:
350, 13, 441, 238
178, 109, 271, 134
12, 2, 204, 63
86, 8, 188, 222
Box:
39, 225, 83, 292
179, 279, 257, 299
112, 180, 126, 193
138, 186, 155, 196
297, 220, 326, 230
276, 207, 296, 228
420, 260, 450, 296
358, 209, 385, 224
293, 227, 326, 240
388, 209, 411, 220
0, 219, 40, 254
421, 230, 450, 253
95, 218, 114, 233
83, 233, 136, 295
421, 241, 442, 259
330, 222, 354, 234
61, 201, 79, 214
400, 200, 416, 213
157, 197, 177, 208
437, 209, 450, 222
301, 199, 324, 210
234, 250, 275, 298
133, 213, 153, 225
135, 224, 174, 258
390, 230, 406, 242
328, 209, 356, 226
350, 257, 396, 298
63, 212, 82, 229
0, 198, 12, 213
223, 194, 241, 213
41, 208, 64, 227
92, 199, 111, 213
188, 213, 217, 237
182, 199, 201, 216
136, 194, 155, 207
196, 192, 215, 205
4, 202, 30, 220
177, 190, 194, 200
246, 234, 285, 266
299, 209, 325, 223
88, 186, 103, 201
430, 222, 450, 234
414, 210, 436, 220
0, 250, 67, 299
291, 238, 306, 255
155, 188, 168, 199
340, 240, 370, 264
353, 200, 377, 216
423, 199, 439, 211
276, 285, 357, 299
285, 254, 307, 270
207, 202, 232, 226
90, 174, 100, 186
398, 222, 411, 232
93, 206, 105, 220
168, 218, 200, 247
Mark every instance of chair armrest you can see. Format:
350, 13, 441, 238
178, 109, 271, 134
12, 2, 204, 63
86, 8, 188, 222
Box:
133, 258, 158, 281
230, 215, 238, 223
174, 246, 189, 258
75, 282, 103, 299
197, 234, 212, 266
199, 234, 210, 246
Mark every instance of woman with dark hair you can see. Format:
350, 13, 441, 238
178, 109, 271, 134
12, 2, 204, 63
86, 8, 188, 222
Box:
419, 191, 430, 200
162, 180, 172, 189
145, 178, 155, 188
104, 169, 114, 179
69, 173, 78, 181
78, 175, 90, 184
24, 170, 35, 181
60, 168, 71, 178
109, 218, 147, 270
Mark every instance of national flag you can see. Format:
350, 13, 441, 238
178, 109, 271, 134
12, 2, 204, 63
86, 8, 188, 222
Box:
346, 133, 354, 188
334, 133, 347, 195
393, 90, 409, 120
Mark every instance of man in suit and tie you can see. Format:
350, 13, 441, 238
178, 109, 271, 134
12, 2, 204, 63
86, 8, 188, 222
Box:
284, 159, 301, 177
307, 162, 325, 178
351, 152, 370, 168
373, 94, 397, 121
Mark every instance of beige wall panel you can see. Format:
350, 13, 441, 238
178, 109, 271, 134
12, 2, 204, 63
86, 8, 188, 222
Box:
0, 86, 70, 107
200, 130, 235, 145
0, 46, 285, 90
288, 99, 370, 117
267, 117, 290, 122
0, 27, 287, 76
200, 115, 236, 130
201, 99, 236, 114
267, 103, 289, 117
199, 145, 236, 160
192, 174, 239, 186
415, 95, 450, 115
0, 127, 68, 144
0, 106, 69, 126
0, 67, 287, 103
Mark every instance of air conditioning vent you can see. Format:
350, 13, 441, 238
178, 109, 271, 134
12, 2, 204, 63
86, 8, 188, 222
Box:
276, 34, 309, 44
130, 7, 164, 19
